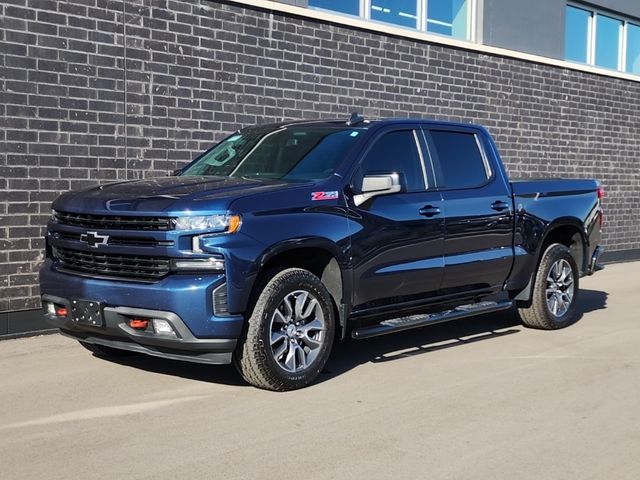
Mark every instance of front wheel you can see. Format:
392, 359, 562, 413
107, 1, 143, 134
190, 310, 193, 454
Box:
518, 243, 580, 330
234, 268, 336, 391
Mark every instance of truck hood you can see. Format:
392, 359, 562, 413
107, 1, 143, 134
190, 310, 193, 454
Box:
52, 175, 310, 215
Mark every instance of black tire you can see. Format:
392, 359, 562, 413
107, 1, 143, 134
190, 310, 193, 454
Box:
518, 243, 580, 330
233, 268, 336, 391
79, 341, 136, 358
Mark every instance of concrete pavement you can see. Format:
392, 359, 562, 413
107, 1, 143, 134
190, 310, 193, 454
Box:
0, 261, 638, 480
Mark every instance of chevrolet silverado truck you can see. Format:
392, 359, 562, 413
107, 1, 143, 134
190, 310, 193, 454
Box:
40, 115, 604, 391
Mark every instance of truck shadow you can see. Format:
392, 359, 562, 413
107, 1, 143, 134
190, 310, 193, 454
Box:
321, 288, 608, 381
95, 289, 607, 387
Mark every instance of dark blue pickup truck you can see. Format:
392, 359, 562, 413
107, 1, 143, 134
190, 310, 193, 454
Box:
40, 115, 604, 390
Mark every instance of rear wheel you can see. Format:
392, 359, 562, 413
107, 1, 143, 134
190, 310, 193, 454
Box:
518, 243, 580, 329
79, 341, 136, 358
234, 268, 335, 391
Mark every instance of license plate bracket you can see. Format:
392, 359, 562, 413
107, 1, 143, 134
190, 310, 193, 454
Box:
70, 299, 104, 327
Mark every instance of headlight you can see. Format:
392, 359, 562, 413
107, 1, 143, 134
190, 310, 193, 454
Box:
173, 214, 241, 233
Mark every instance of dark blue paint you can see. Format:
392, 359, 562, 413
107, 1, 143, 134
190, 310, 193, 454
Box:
40, 118, 603, 358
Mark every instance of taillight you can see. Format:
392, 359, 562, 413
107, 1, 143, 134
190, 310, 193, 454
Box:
597, 186, 604, 227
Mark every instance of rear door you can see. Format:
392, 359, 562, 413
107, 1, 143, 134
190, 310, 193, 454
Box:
422, 126, 514, 293
348, 127, 445, 309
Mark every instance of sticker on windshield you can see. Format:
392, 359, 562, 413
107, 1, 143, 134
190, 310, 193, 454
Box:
312, 191, 339, 201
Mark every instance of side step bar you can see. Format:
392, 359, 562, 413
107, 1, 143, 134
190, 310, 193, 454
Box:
351, 300, 513, 340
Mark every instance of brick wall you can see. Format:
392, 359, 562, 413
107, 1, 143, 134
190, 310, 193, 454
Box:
1, 0, 639, 313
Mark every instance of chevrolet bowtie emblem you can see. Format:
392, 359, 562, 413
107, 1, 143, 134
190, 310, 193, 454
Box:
80, 231, 109, 248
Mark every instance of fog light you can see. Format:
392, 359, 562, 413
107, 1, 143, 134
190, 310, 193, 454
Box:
171, 258, 225, 271
129, 318, 149, 330
152, 319, 176, 336
56, 307, 68, 317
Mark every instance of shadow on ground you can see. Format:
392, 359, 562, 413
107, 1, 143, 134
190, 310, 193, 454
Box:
93, 289, 608, 387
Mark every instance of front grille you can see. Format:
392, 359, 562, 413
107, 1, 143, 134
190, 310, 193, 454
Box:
52, 231, 173, 247
54, 247, 171, 282
53, 211, 173, 231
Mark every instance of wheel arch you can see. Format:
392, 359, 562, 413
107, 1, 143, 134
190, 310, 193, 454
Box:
249, 238, 350, 334
514, 218, 587, 303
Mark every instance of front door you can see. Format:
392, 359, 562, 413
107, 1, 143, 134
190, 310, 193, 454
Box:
348, 127, 445, 310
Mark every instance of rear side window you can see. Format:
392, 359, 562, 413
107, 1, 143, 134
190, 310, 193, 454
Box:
357, 130, 425, 192
429, 130, 490, 189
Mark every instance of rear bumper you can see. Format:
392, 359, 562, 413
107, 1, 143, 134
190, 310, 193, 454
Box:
588, 245, 605, 275
42, 294, 237, 364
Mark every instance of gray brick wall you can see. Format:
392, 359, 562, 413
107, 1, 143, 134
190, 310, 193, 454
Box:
1, 0, 638, 313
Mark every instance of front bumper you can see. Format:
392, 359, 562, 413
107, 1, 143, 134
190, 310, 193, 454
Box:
43, 295, 236, 364
40, 260, 244, 365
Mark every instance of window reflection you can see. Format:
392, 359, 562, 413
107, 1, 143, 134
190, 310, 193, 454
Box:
427, 0, 467, 39
595, 15, 622, 70
370, 0, 418, 29
626, 24, 640, 74
309, 0, 470, 40
565, 5, 590, 63
309, 0, 359, 17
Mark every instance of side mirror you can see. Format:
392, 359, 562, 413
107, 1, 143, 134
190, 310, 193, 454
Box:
354, 173, 401, 207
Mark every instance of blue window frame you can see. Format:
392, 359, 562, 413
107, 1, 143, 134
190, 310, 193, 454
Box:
626, 23, 640, 74
595, 14, 621, 69
565, 5, 590, 63
308, 0, 359, 17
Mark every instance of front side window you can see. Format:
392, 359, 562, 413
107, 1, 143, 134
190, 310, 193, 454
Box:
428, 130, 489, 189
181, 126, 364, 182
595, 14, 622, 69
356, 130, 425, 192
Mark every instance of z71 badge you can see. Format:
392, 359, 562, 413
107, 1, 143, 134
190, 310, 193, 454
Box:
311, 191, 339, 201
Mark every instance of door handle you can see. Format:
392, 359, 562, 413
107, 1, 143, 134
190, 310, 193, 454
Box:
419, 205, 441, 217
491, 201, 510, 212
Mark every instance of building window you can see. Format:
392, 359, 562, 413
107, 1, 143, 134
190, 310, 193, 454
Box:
594, 15, 622, 69
427, 0, 467, 38
626, 23, 640, 74
565, 3, 639, 74
371, 0, 418, 29
309, 0, 359, 17
565, 5, 590, 63
310, 0, 473, 40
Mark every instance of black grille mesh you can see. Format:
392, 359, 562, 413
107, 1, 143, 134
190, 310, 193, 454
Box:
54, 247, 170, 281
53, 211, 173, 231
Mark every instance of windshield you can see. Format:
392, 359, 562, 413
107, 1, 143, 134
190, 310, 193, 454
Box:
180, 125, 365, 181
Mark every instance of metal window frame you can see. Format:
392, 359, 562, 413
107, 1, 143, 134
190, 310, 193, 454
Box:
567, 1, 636, 72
